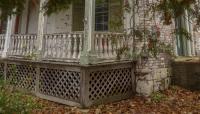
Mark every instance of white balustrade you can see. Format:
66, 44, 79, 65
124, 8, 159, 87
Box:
8, 34, 37, 57
0, 32, 132, 62
42, 32, 84, 61
95, 32, 129, 60
0, 34, 5, 54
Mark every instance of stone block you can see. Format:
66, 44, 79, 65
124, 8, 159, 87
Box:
136, 80, 154, 96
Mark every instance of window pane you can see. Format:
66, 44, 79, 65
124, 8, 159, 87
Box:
95, 0, 109, 31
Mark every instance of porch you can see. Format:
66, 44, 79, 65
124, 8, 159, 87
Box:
0, 0, 135, 107
0, 31, 135, 107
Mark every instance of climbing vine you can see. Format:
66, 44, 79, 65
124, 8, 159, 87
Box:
0, 0, 200, 59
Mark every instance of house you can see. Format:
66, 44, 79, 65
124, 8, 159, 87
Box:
0, 0, 199, 107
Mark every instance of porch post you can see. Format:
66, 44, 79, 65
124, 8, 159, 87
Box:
2, 16, 15, 58
36, 0, 46, 60
80, 0, 97, 64
124, 0, 134, 33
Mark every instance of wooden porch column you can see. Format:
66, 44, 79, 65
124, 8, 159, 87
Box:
2, 16, 16, 58
36, 0, 46, 60
80, 0, 97, 64
124, 0, 134, 33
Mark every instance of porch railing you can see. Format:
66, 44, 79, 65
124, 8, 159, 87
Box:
94, 32, 132, 60
42, 32, 84, 62
8, 34, 37, 58
0, 34, 5, 54
1, 32, 133, 62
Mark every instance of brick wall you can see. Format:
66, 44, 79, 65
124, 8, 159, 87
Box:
133, 0, 199, 96
133, 0, 173, 96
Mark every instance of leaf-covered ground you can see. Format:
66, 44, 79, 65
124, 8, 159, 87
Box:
32, 86, 200, 114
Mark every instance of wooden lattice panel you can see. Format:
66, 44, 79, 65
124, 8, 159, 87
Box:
0, 63, 4, 77
39, 68, 81, 102
7, 64, 37, 91
89, 68, 132, 101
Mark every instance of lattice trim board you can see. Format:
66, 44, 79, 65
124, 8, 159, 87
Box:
89, 68, 132, 101
0, 59, 135, 107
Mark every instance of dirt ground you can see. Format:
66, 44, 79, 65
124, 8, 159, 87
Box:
31, 86, 200, 114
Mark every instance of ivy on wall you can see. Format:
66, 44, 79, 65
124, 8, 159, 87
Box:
0, 0, 200, 58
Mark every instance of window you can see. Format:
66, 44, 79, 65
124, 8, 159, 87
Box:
95, 0, 109, 31
72, 0, 85, 31
72, 0, 122, 32
0, 19, 7, 34
175, 10, 193, 56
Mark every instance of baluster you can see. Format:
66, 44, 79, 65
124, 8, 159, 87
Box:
102, 34, 106, 58
29, 35, 32, 55
8, 35, 12, 55
129, 35, 133, 56
24, 35, 27, 56
113, 35, 117, 57
78, 34, 83, 59
53, 34, 56, 58
43, 35, 47, 58
57, 34, 62, 58
15, 35, 19, 55
98, 34, 103, 58
45, 35, 49, 57
108, 34, 113, 58
0, 35, 3, 51
31, 35, 37, 53
19, 35, 22, 56
49, 35, 53, 58
104, 34, 109, 58
12, 35, 16, 55
118, 35, 121, 48
46, 35, 49, 57
94, 34, 99, 57
53, 35, 58, 58
0, 36, 2, 51
121, 35, 125, 59
30, 35, 34, 55
72, 34, 77, 59
57, 34, 60, 58
122, 35, 125, 48
62, 34, 67, 58
2, 35, 4, 51
27, 35, 29, 55
54, 35, 57, 58
67, 34, 72, 58
32, 35, 36, 54
41, 35, 45, 58
20, 35, 23, 56
22, 35, 25, 56
13, 35, 20, 55
51, 34, 54, 58
0, 35, 1, 51
9, 35, 12, 55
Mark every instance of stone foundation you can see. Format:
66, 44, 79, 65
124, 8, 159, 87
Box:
135, 54, 172, 96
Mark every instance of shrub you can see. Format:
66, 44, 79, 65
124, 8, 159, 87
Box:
0, 77, 41, 114
150, 92, 167, 103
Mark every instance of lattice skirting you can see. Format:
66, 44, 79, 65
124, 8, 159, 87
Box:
0, 59, 135, 107
0, 62, 4, 78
